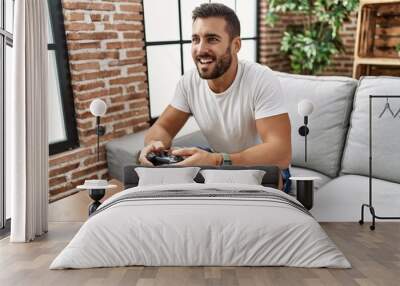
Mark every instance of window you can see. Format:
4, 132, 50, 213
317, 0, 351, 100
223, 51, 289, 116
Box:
1, 0, 79, 234
143, 0, 259, 119
0, 0, 14, 234
47, 0, 79, 155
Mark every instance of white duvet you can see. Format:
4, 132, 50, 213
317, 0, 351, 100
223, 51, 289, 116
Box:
50, 183, 350, 269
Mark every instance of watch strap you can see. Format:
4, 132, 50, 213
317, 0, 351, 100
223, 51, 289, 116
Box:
221, 153, 232, 166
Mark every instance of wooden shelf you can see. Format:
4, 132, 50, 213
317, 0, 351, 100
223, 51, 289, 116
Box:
354, 57, 400, 66
360, 0, 400, 5
353, 0, 400, 78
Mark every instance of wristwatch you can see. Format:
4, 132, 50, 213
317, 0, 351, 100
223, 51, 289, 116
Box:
221, 153, 232, 166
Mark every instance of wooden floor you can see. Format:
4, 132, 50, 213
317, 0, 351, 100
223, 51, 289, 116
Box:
1, 182, 400, 286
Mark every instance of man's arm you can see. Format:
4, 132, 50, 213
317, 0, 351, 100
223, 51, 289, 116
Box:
230, 113, 292, 169
139, 105, 190, 165
144, 105, 190, 147
173, 113, 291, 169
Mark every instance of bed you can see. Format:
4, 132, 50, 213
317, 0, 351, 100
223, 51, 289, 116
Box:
50, 165, 350, 269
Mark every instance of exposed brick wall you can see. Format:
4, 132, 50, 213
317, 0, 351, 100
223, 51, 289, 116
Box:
258, 1, 357, 76
318, 12, 357, 76
49, 0, 149, 201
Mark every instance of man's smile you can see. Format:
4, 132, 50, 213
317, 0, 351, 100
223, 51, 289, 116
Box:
196, 55, 215, 68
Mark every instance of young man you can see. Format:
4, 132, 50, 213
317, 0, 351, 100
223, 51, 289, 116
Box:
139, 3, 292, 191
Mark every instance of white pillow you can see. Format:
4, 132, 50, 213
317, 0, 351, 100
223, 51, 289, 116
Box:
200, 169, 266, 185
135, 167, 200, 186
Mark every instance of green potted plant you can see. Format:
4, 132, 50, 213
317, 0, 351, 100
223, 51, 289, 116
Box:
265, 0, 359, 75
396, 43, 400, 57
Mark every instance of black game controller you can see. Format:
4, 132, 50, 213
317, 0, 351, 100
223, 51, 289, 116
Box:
146, 150, 184, 166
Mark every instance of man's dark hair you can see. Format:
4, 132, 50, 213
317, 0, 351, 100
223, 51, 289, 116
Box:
192, 3, 240, 39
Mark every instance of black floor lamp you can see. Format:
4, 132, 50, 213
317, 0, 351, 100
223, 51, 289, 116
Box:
89, 99, 107, 161
85, 99, 107, 215
291, 99, 317, 210
298, 99, 314, 162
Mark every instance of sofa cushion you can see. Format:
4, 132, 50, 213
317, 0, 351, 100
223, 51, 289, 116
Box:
311, 175, 400, 222
106, 130, 146, 181
341, 76, 400, 183
276, 72, 357, 177
106, 130, 208, 181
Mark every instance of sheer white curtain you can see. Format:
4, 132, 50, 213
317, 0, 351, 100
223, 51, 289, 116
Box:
8, 0, 49, 242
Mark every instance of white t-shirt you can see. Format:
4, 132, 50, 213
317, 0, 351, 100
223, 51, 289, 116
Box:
170, 60, 287, 153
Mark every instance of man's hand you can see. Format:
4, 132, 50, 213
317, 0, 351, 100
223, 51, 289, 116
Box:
172, 147, 221, 166
138, 141, 166, 166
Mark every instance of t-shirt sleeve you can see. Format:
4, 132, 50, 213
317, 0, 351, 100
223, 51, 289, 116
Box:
170, 77, 191, 114
253, 70, 287, 120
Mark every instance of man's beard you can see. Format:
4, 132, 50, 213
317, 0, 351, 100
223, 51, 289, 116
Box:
195, 47, 232, 80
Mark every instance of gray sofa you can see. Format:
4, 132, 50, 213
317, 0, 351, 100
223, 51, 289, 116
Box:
280, 74, 400, 222
106, 74, 400, 222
